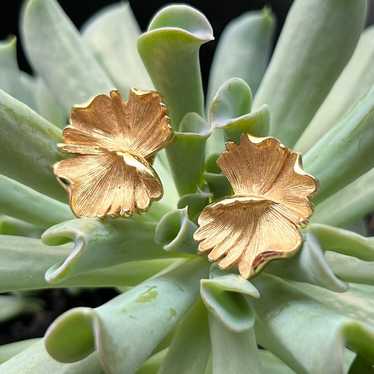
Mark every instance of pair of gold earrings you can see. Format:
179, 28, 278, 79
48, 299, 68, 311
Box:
53, 89, 318, 279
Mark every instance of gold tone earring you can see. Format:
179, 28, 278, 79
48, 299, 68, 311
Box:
53, 89, 173, 218
194, 134, 318, 279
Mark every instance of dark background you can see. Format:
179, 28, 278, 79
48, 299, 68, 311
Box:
0, 0, 295, 86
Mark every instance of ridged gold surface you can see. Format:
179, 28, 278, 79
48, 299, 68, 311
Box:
54, 89, 173, 218
194, 134, 318, 279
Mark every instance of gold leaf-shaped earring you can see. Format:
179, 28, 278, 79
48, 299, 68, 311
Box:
53, 89, 173, 218
194, 134, 318, 279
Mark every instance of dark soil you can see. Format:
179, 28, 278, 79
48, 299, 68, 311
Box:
0, 288, 119, 345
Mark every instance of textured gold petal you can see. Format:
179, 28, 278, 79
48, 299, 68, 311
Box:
194, 134, 318, 279
217, 134, 317, 225
54, 89, 172, 218
194, 197, 302, 279
53, 152, 162, 218
61, 89, 173, 159
120, 89, 173, 157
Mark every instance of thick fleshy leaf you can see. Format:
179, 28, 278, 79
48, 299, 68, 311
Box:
0, 234, 179, 292
159, 300, 210, 374
0, 215, 42, 237
0, 339, 40, 364
204, 154, 232, 199
154, 208, 197, 254
209, 314, 261, 374
138, 350, 168, 374
153, 150, 179, 209
45, 258, 208, 373
253, 0, 367, 146
34, 79, 66, 127
304, 88, 374, 203
138, 4, 213, 128
207, 8, 275, 102
167, 113, 210, 195
82, 2, 152, 95
0, 295, 40, 322
311, 168, 374, 227
296, 26, 374, 152
0, 175, 73, 227
252, 274, 374, 373
0, 36, 17, 68
0, 90, 64, 200
178, 190, 211, 223
326, 252, 374, 286
0, 37, 36, 109
308, 224, 374, 261
267, 232, 347, 292
200, 267, 259, 332
209, 78, 253, 125
41, 216, 173, 284
21, 0, 114, 111
206, 78, 269, 156
259, 350, 295, 374
0, 341, 103, 374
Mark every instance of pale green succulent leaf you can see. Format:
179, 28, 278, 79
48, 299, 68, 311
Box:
304, 88, 374, 203
45, 258, 208, 373
34, 79, 66, 127
308, 224, 374, 261
207, 8, 275, 102
0, 295, 40, 323
138, 4, 213, 128
326, 252, 374, 286
22, 0, 114, 112
204, 171, 232, 200
0, 215, 42, 237
254, 0, 367, 147
259, 350, 295, 374
200, 267, 259, 332
0, 175, 73, 227
209, 313, 261, 374
137, 349, 168, 374
154, 208, 197, 254
252, 274, 374, 373
0, 341, 103, 374
153, 150, 179, 209
208, 78, 253, 125
0, 90, 64, 200
296, 26, 374, 152
0, 37, 36, 109
0, 36, 17, 68
167, 112, 210, 195
204, 154, 232, 199
207, 77, 251, 156
311, 168, 374, 227
159, 300, 210, 374
41, 217, 173, 284
207, 78, 269, 155
0, 234, 178, 292
0, 338, 41, 364
178, 190, 212, 223
82, 2, 152, 95
267, 232, 347, 292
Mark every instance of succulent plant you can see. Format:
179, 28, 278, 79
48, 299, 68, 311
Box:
1, 0, 374, 373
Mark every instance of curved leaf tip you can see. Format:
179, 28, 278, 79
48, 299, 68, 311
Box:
148, 4, 214, 41
45, 307, 97, 363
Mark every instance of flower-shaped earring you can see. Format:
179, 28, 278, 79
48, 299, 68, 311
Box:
53, 89, 173, 218
194, 134, 318, 279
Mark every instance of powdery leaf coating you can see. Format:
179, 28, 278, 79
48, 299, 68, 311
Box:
194, 134, 318, 279
54, 89, 173, 218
